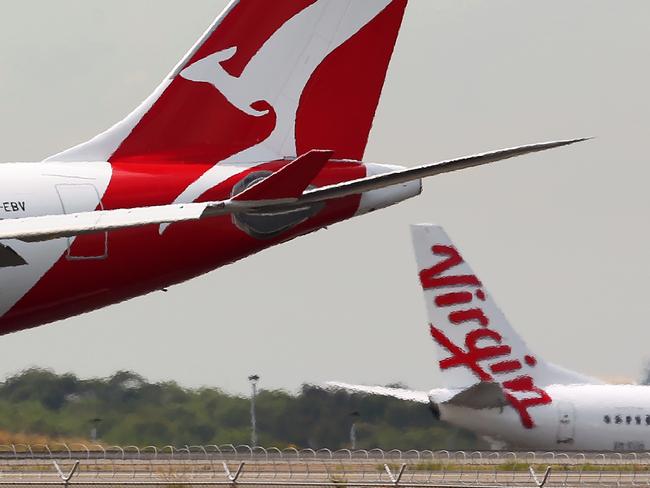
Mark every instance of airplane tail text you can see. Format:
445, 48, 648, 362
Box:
47, 0, 408, 165
328, 224, 600, 430
411, 224, 597, 391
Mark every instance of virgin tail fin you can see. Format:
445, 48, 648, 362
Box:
411, 224, 598, 389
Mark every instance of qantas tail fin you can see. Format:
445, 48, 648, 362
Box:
47, 0, 407, 164
411, 224, 598, 390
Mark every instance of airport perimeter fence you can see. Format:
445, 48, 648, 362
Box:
1, 444, 650, 486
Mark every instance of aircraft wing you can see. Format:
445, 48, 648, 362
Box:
327, 381, 430, 404
296, 138, 587, 205
0, 138, 586, 242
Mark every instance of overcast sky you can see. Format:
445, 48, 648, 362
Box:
0, 1, 649, 395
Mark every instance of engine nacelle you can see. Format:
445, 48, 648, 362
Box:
356, 163, 422, 216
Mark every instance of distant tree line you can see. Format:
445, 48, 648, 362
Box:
0, 369, 483, 450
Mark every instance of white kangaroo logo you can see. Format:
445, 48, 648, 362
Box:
181, 46, 271, 118
160, 0, 391, 233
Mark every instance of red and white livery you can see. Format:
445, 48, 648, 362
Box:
0, 1, 583, 334
331, 225, 650, 451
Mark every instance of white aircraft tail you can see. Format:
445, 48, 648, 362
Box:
411, 224, 596, 393
329, 224, 599, 430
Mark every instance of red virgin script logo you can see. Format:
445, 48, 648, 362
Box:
419, 244, 551, 428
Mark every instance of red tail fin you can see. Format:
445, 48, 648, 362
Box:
48, 0, 408, 164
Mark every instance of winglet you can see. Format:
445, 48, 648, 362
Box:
232, 150, 334, 202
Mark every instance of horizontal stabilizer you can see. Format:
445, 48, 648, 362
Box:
232, 150, 333, 202
443, 382, 507, 410
4, 202, 212, 242
0, 138, 588, 242
326, 382, 430, 404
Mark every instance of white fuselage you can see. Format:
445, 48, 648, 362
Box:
0, 162, 111, 319
436, 384, 650, 451
0, 159, 420, 334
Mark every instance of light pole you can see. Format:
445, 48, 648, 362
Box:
350, 411, 360, 450
90, 418, 102, 442
248, 374, 260, 447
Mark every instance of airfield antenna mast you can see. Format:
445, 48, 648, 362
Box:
248, 375, 260, 447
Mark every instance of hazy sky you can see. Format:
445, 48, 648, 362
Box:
0, 1, 649, 395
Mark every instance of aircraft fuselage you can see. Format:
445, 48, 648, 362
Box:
0, 160, 418, 334
438, 384, 650, 451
